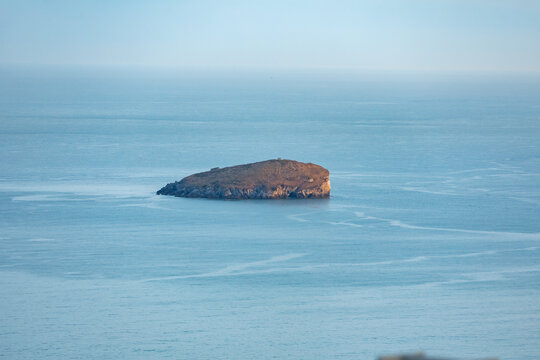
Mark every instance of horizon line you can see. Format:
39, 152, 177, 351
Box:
2, 63, 540, 76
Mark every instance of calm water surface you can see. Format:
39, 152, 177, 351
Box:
1, 68, 539, 359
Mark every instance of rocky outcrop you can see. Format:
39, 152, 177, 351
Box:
157, 159, 330, 200
377, 353, 498, 360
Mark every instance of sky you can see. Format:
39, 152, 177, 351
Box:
1, 0, 539, 72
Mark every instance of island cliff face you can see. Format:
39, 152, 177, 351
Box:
157, 159, 330, 199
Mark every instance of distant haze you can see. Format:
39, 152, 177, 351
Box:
1, 0, 539, 72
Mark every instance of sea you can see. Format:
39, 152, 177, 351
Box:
1, 67, 539, 359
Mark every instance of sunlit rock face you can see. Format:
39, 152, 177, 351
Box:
157, 159, 330, 200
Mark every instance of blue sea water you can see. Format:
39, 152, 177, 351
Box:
1, 67, 539, 359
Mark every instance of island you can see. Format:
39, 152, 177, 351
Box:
157, 159, 330, 199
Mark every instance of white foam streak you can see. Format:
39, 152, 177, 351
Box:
354, 256, 428, 266
398, 186, 459, 196
143, 253, 307, 282
446, 168, 507, 175
326, 221, 363, 228
26, 238, 56, 242
12, 194, 93, 202
333, 247, 539, 269
2, 182, 155, 199
418, 267, 540, 288
288, 213, 310, 223
118, 201, 187, 213
354, 211, 540, 238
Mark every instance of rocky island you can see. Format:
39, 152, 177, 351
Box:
157, 159, 330, 199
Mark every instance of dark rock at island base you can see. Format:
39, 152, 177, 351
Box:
377, 353, 498, 360
157, 159, 330, 200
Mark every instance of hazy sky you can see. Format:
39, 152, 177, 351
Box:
1, 0, 539, 72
